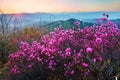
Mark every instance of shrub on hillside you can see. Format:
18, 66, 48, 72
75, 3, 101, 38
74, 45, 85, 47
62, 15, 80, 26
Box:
8, 15, 120, 80
0, 27, 48, 65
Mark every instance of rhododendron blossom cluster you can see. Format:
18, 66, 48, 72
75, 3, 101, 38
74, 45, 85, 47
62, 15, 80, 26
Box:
8, 16, 120, 80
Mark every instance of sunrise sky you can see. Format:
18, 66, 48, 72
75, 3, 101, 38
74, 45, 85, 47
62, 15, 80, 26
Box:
0, 0, 120, 13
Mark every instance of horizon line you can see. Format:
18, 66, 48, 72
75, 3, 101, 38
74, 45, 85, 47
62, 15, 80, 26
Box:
0, 10, 120, 14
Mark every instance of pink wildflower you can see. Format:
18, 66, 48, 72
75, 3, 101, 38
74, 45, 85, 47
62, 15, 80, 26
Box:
28, 64, 32, 69
86, 47, 92, 53
74, 21, 80, 26
70, 70, 75, 75
96, 38, 102, 44
102, 18, 107, 21
82, 62, 88, 67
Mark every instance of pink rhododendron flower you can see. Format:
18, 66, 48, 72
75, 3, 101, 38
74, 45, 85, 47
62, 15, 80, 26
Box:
82, 62, 88, 67
74, 21, 80, 26
86, 47, 92, 53
96, 37, 102, 44
93, 58, 97, 62
65, 48, 71, 52
93, 56, 103, 62
102, 18, 107, 21
64, 64, 67, 66
65, 52, 71, 57
77, 53, 81, 57
70, 70, 75, 75
28, 64, 32, 69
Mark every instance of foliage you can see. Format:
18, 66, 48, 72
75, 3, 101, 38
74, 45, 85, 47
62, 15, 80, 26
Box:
0, 27, 48, 64
14, 27, 48, 43
8, 14, 120, 80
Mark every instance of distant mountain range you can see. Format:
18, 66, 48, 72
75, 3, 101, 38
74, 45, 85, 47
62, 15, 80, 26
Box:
47, 18, 93, 31
14, 11, 120, 27
12, 11, 120, 22
1, 12, 120, 29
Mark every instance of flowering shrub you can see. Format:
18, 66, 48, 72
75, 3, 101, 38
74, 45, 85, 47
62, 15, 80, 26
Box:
0, 27, 48, 66
8, 15, 120, 80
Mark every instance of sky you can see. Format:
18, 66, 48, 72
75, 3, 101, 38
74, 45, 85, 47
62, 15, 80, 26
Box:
0, 0, 120, 13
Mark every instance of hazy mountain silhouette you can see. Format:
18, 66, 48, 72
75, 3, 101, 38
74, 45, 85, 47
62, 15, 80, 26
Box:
47, 18, 94, 31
